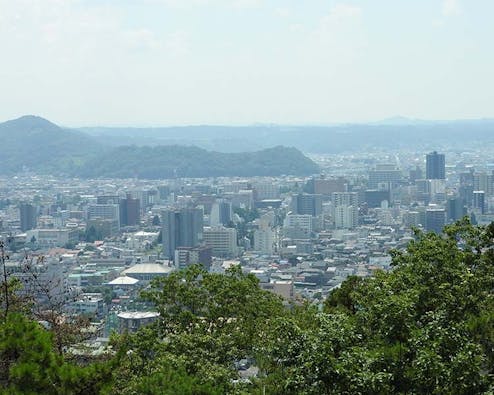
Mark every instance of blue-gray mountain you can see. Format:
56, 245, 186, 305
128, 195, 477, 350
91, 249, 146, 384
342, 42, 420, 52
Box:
0, 116, 319, 178
81, 118, 494, 153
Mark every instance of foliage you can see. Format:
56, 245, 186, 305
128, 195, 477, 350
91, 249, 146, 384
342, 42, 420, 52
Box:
85, 226, 103, 243
108, 264, 285, 391
1, 219, 493, 393
254, 219, 494, 394
0, 313, 112, 394
76, 145, 319, 179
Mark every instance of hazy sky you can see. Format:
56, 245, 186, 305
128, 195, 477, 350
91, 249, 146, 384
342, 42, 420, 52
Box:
1, 0, 493, 126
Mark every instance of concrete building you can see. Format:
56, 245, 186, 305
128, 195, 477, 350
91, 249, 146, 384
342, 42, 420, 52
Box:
284, 214, 313, 233
253, 182, 279, 200
368, 166, 402, 189
117, 311, 159, 333
210, 201, 233, 226
473, 190, 486, 214
254, 228, 275, 255
20, 203, 37, 231
162, 208, 203, 260
447, 197, 467, 222
474, 172, 494, 197
364, 190, 390, 208
87, 204, 120, 228
425, 207, 446, 234
174, 246, 212, 270
71, 293, 105, 317
426, 151, 445, 180
292, 193, 323, 216
332, 192, 359, 229
334, 205, 358, 229
203, 226, 238, 257
305, 177, 347, 195
120, 194, 140, 226
25, 228, 78, 248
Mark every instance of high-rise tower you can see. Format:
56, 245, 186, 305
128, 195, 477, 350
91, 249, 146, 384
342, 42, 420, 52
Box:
162, 208, 203, 260
426, 151, 445, 180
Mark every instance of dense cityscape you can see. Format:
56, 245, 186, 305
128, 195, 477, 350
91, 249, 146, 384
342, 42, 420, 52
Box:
1, 146, 491, 336
1, 0, 494, 393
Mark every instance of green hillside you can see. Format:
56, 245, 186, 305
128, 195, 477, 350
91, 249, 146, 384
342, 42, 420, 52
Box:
0, 116, 319, 178
77, 145, 319, 178
0, 115, 101, 174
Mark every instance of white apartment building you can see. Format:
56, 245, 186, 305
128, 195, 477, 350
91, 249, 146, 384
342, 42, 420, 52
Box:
203, 226, 238, 257
254, 228, 275, 255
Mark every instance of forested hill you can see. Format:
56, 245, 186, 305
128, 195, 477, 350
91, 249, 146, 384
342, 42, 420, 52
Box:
76, 145, 319, 178
0, 116, 319, 178
0, 115, 101, 174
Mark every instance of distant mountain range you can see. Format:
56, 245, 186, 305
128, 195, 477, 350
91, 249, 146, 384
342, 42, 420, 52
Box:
3, 114, 494, 178
0, 116, 319, 178
80, 118, 494, 153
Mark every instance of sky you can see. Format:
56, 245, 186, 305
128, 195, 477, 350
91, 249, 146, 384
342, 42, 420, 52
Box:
0, 0, 493, 126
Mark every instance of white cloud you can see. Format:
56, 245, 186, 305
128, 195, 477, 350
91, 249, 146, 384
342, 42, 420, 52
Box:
123, 29, 161, 50
289, 23, 304, 33
164, 31, 191, 56
274, 7, 291, 18
232, 0, 262, 8
442, 0, 461, 16
148, 0, 261, 8
327, 4, 362, 22
316, 3, 363, 38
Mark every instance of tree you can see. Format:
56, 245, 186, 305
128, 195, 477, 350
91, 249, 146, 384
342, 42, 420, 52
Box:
110, 264, 285, 391
256, 219, 494, 393
84, 226, 102, 243
0, 313, 113, 394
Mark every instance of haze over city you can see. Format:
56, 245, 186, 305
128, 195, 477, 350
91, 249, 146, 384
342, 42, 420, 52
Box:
1, 0, 494, 125
1, 1, 494, 394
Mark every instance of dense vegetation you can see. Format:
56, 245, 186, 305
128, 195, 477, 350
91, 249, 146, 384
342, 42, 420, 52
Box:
1, 219, 493, 393
0, 115, 101, 174
0, 116, 319, 177
76, 145, 319, 178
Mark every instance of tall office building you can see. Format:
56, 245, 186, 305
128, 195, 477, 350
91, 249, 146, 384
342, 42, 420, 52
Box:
304, 177, 347, 195
88, 204, 120, 222
97, 195, 120, 205
253, 182, 280, 200
446, 197, 467, 222
210, 201, 233, 226
473, 191, 486, 214
364, 190, 390, 208
473, 172, 494, 197
20, 203, 37, 231
425, 208, 446, 234
162, 208, 203, 260
87, 203, 121, 235
292, 193, 323, 216
426, 151, 445, 180
332, 192, 359, 207
120, 194, 140, 226
368, 166, 402, 189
